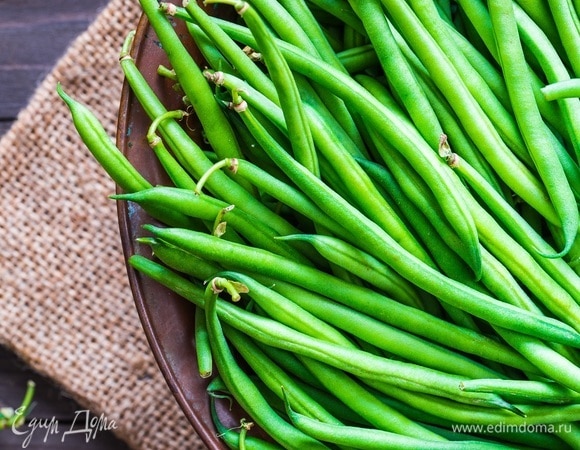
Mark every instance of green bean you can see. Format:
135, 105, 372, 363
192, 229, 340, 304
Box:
355, 155, 490, 328
514, 4, 580, 161
257, 276, 523, 378
363, 126, 542, 314
218, 271, 352, 347
118, 34, 305, 239
407, 0, 530, 165
207, 0, 319, 175
305, 0, 364, 34
488, 0, 578, 256
542, 78, 580, 100
217, 296, 516, 410
445, 152, 580, 303
143, 225, 580, 355
360, 69, 505, 198
56, 83, 197, 229
380, 0, 562, 231
546, 0, 580, 77
282, 391, 512, 449
224, 325, 343, 425
514, 0, 565, 55
248, 0, 364, 150
194, 305, 212, 378
252, 344, 326, 391
335, 44, 378, 73
348, 0, 443, 146
133, 254, 517, 411
112, 187, 315, 265
455, 0, 567, 138
496, 327, 580, 393
277, 0, 346, 70
443, 22, 511, 111
146, 110, 198, 191
277, 234, 427, 310
218, 157, 351, 240
203, 277, 330, 450
365, 378, 580, 426
215, 17, 483, 276
139, 0, 243, 162
460, 378, 580, 405
179, 1, 277, 102
279, 373, 370, 426
137, 237, 222, 281
57, 83, 150, 193
466, 188, 580, 327
297, 357, 447, 441
207, 71, 434, 265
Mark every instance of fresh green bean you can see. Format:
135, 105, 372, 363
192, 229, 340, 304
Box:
460, 378, 580, 405
305, 0, 364, 34
365, 378, 580, 426
142, 225, 580, 351
207, 0, 319, 175
118, 33, 306, 239
445, 152, 580, 303
380, 0, 560, 230
57, 83, 150, 193
146, 110, 198, 191
203, 277, 330, 450
542, 78, 580, 100
57, 83, 197, 229
248, 0, 364, 150
496, 327, 580, 393
194, 305, 212, 378
218, 271, 352, 347
277, 234, 427, 310
454, 0, 567, 138
297, 357, 448, 440
489, 0, 578, 256
546, 0, 580, 77
224, 325, 343, 425
407, 0, 530, 164
179, 1, 277, 102
261, 277, 524, 377
348, 0, 443, 146
514, 4, 580, 161
139, 0, 243, 161
205, 71, 434, 264
282, 391, 512, 449
215, 17, 483, 275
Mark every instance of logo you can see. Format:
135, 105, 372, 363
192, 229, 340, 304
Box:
10, 408, 118, 448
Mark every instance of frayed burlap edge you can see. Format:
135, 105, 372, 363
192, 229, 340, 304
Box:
0, 0, 206, 448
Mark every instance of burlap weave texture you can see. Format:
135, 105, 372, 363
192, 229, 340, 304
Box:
0, 0, 206, 448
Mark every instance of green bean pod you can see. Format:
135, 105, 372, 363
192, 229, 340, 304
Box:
112, 187, 315, 265
489, 0, 578, 256
283, 392, 512, 450
215, 17, 483, 277
139, 0, 243, 162
203, 277, 330, 450
460, 378, 580, 405
277, 234, 428, 311
142, 224, 580, 354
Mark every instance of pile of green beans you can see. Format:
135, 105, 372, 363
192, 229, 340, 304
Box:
58, 0, 580, 448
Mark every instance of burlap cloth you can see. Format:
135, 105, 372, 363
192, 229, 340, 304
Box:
0, 0, 206, 448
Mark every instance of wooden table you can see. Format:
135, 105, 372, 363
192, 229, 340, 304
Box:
0, 1, 131, 448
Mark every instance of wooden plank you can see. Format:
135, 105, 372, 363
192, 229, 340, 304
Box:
0, 346, 131, 449
0, 120, 13, 137
0, 0, 110, 118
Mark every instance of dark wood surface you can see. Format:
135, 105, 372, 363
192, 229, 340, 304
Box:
0, 1, 131, 448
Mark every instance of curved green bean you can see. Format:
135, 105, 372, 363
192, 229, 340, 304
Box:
489, 0, 578, 256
